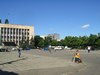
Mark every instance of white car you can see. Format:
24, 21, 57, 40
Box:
54, 46, 62, 50
64, 46, 71, 50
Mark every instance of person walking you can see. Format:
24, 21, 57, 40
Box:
18, 48, 21, 58
87, 46, 91, 53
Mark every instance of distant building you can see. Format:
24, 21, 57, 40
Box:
0, 24, 34, 46
98, 33, 100, 37
48, 33, 60, 41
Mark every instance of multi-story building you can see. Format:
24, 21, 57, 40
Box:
0, 24, 34, 46
48, 33, 60, 41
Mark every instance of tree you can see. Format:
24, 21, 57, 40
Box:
95, 39, 100, 49
88, 34, 97, 46
34, 35, 44, 48
50, 40, 58, 46
64, 36, 89, 49
64, 36, 75, 47
60, 39, 66, 46
19, 39, 30, 50
5, 19, 9, 24
0, 19, 2, 23
78, 36, 89, 49
29, 33, 100, 50
44, 36, 52, 47
38, 39, 44, 48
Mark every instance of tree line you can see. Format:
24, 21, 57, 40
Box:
20, 33, 100, 50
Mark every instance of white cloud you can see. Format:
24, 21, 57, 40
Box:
81, 24, 90, 28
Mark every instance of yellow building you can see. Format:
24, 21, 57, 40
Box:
0, 24, 34, 46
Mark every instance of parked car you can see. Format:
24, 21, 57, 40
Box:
64, 46, 71, 50
54, 46, 62, 50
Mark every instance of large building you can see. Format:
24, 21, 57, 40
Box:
0, 24, 34, 46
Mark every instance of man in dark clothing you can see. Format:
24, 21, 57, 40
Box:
18, 48, 21, 58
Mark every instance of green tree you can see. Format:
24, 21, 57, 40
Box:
78, 36, 89, 49
19, 39, 30, 50
94, 34, 100, 49
50, 40, 58, 46
60, 39, 66, 46
64, 36, 86, 49
38, 39, 44, 48
88, 34, 97, 46
64, 36, 75, 47
34, 35, 44, 48
44, 37, 49, 47
5, 19, 9, 24
44, 36, 52, 47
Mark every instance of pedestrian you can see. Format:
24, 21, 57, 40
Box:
18, 48, 21, 58
87, 46, 91, 53
74, 50, 82, 63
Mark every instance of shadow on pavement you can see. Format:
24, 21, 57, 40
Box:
0, 69, 18, 75
0, 57, 27, 65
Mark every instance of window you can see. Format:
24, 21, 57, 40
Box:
10, 36, 12, 39
27, 32, 29, 35
25, 32, 26, 35
13, 36, 15, 38
4, 31, 6, 34
16, 36, 19, 39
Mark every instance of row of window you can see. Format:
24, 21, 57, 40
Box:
1, 36, 29, 39
1, 38, 29, 43
1, 34, 29, 36
1, 30, 29, 33
1, 38, 29, 41
1, 40, 21, 44
1, 31, 29, 35
1, 28, 29, 31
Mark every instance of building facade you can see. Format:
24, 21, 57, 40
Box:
0, 24, 34, 46
48, 33, 60, 41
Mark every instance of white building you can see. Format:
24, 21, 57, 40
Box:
0, 24, 34, 46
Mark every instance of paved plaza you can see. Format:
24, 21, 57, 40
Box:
0, 49, 100, 75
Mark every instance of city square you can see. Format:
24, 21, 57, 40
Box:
0, 49, 100, 75
0, 0, 100, 75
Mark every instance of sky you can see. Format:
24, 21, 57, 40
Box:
0, 0, 100, 39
